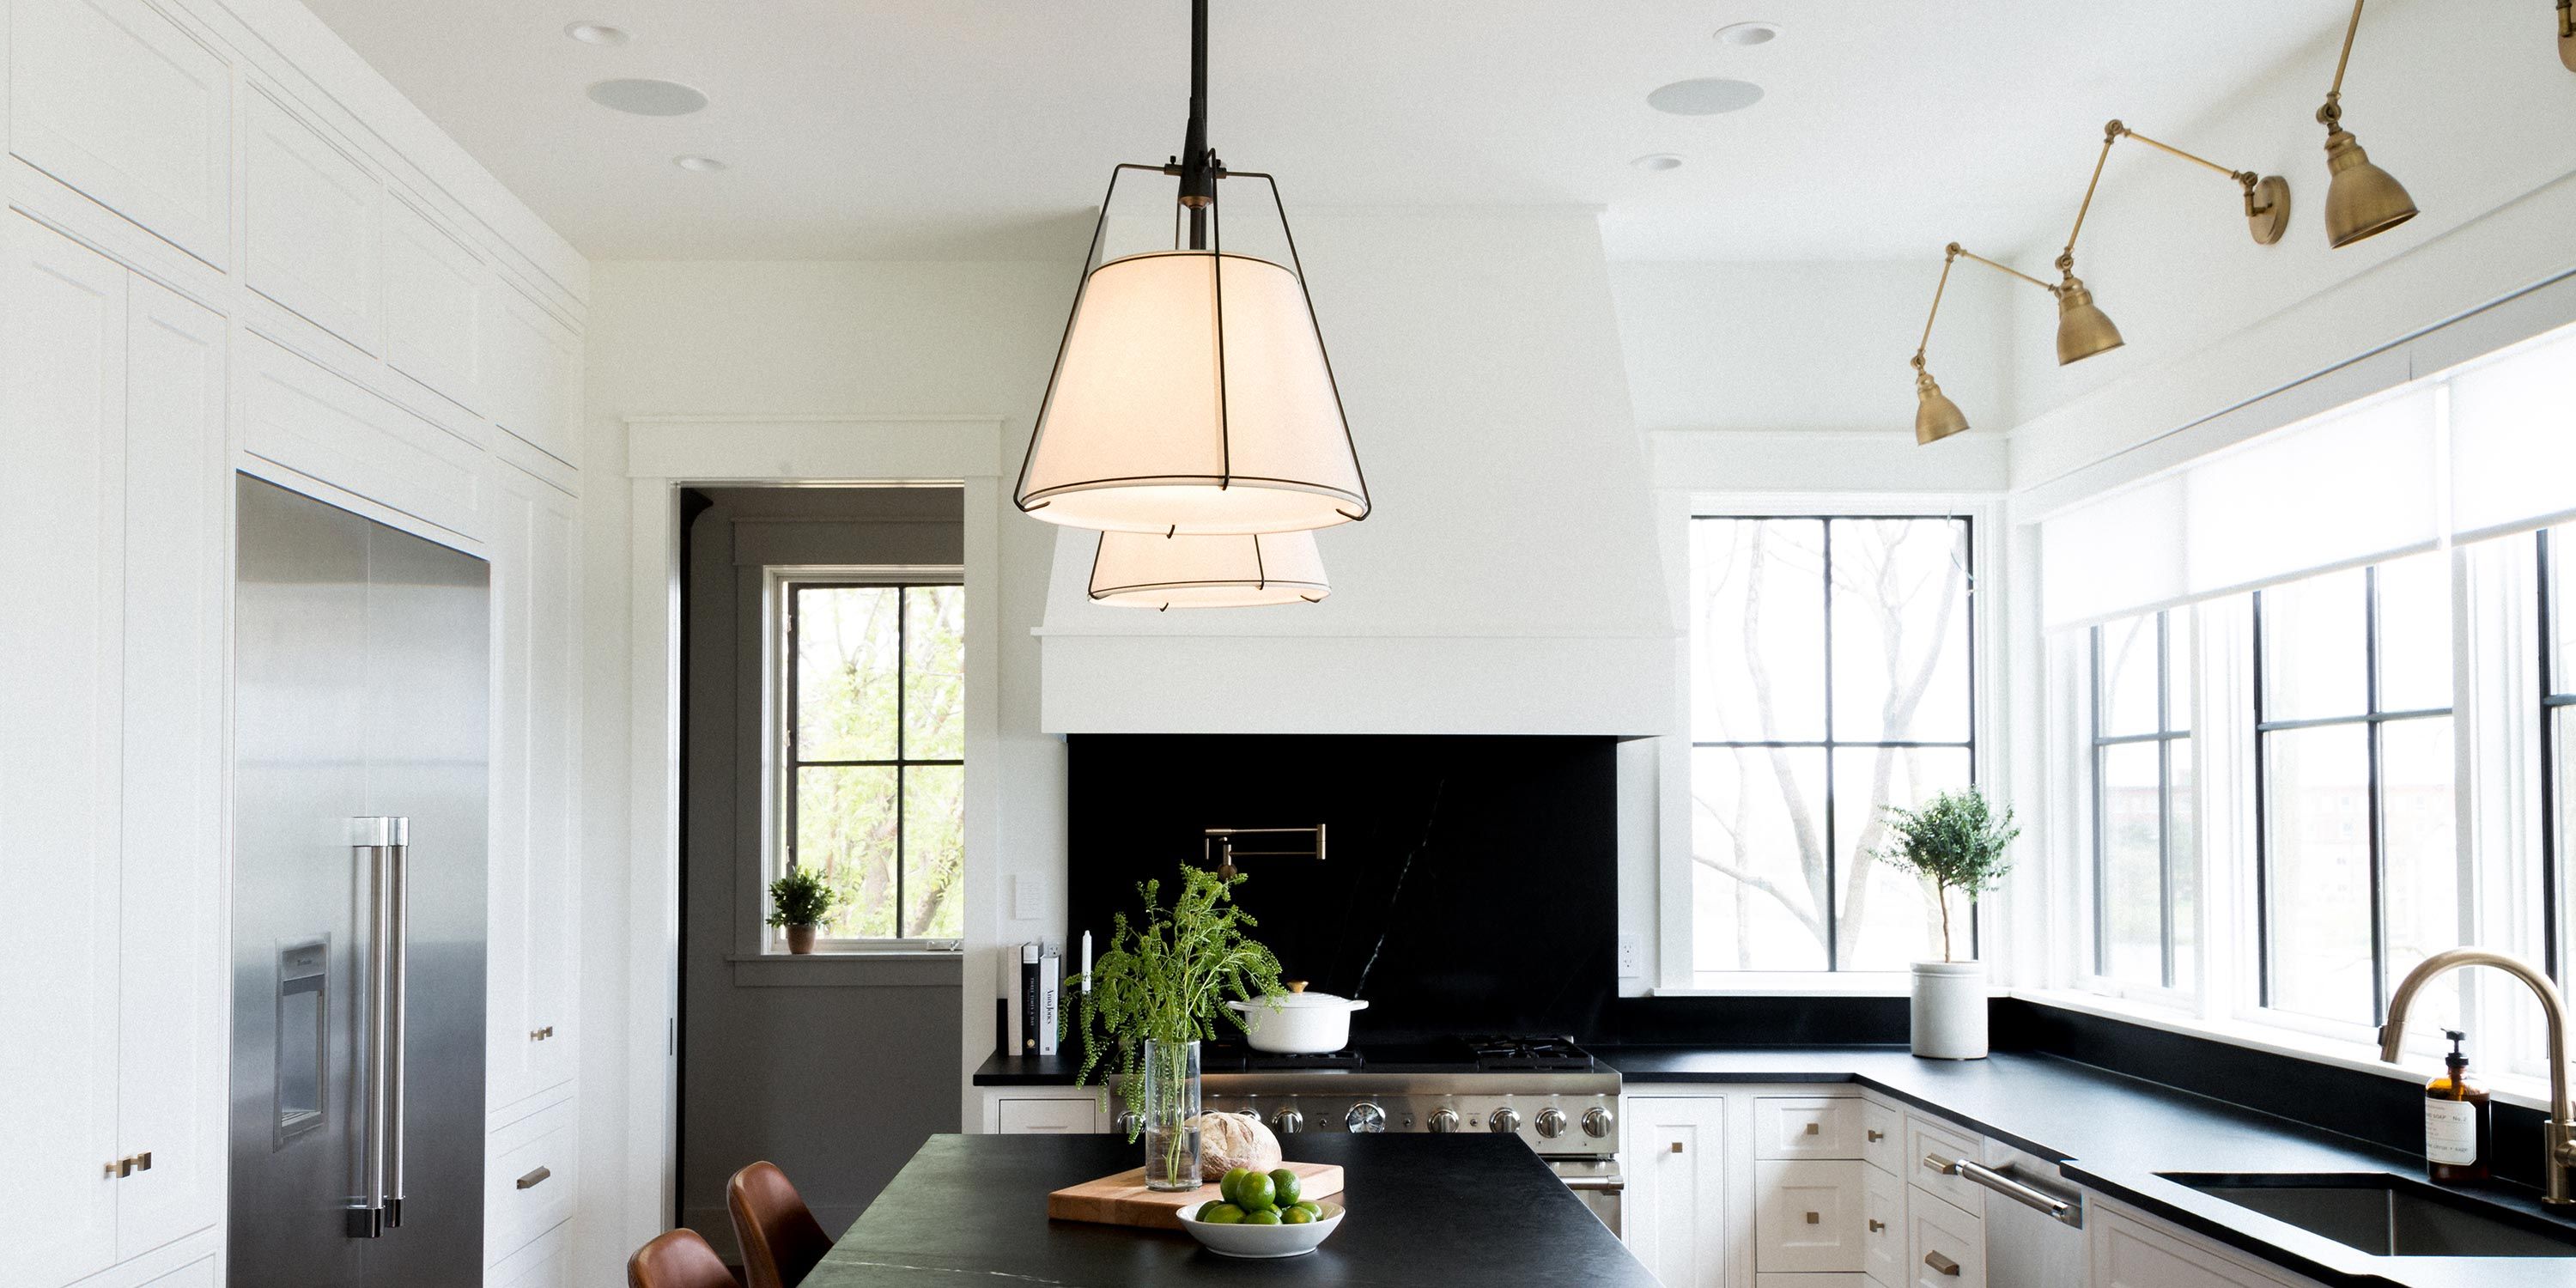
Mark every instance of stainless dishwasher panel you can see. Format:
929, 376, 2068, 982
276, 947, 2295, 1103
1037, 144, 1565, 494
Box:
1551, 1157, 1623, 1237
1972, 1154, 2086, 1288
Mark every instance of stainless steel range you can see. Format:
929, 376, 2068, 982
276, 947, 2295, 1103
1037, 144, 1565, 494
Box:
1188, 1036, 1625, 1233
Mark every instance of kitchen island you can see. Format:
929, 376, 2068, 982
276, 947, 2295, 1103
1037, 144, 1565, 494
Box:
807, 1133, 1651, 1287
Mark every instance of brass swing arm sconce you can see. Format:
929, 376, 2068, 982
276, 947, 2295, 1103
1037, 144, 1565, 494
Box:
2316, 0, 2421, 247
1905, 243, 2045, 446
2563, 0, 2575, 72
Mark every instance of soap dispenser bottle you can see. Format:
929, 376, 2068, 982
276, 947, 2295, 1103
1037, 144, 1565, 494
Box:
2424, 1029, 2492, 1185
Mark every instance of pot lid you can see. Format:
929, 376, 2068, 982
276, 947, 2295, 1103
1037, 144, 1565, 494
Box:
1229, 991, 1366, 1011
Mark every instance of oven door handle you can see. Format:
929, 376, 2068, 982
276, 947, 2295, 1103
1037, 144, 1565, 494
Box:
1563, 1176, 1625, 1193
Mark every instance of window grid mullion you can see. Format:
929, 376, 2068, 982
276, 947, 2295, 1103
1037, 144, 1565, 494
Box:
2252, 589, 2274, 1010
2542, 530, 2563, 983
2157, 611, 2178, 990
2091, 624, 2110, 980
2364, 566, 2389, 1024
1821, 519, 1838, 970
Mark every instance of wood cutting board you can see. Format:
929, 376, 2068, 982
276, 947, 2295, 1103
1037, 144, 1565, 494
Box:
1047, 1160, 1345, 1230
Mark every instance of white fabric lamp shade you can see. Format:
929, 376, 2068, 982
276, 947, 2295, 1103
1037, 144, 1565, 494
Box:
1018, 250, 1368, 535
1089, 529, 1329, 610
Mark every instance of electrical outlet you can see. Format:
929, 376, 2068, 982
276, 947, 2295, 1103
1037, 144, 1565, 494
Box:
1011, 875, 1042, 920
1617, 933, 1643, 979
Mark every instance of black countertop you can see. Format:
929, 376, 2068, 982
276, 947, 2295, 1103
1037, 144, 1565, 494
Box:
1607, 1046, 2576, 1288
807, 1133, 1653, 1288
970, 1045, 2576, 1288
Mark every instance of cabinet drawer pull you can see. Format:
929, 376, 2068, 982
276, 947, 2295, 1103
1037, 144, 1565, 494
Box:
516, 1165, 552, 1190
1867, 1128, 1886, 1142
131, 1151, 151, 1173
1924, 1250, 1961, 1277
1803, 1121, 1820, 1136
1669, 1141, 1684, 1153
1868, 1218, 1886, 1233
1804, 1210, 1820, 1224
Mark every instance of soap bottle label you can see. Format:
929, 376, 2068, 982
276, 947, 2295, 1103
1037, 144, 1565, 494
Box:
2426, 1099, 2477, 1166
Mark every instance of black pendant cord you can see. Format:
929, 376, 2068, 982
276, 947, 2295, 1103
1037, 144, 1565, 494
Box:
1172, 0, 1224, 249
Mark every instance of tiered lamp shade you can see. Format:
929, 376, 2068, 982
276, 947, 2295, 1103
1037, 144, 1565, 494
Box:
1018, 250, 1369, 535
1089, 529, 1329, 610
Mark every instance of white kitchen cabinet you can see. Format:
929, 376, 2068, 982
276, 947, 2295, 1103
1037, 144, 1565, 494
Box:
1859, 1100, 1902, 1176
1862, 1163, 1904, 1286
2090, 1205, 2306, 1288
1906, 1117, 1985, 1219
8, 0, 232, 268
997, 1097, 1102, 1134
1754, 1160, 1867, 1273
488, 459, 582, 1113
0, 214, 225, 1288
481, 284, 582, 465
383, 194, 488, 414
246, 86, 383, 352
489, 1219, 571, 1288
238, 330, 485, 539
1625, 1096, 1729, 1288
1757, 1097, 1865, 1160
1907, 1193, 1984, 1288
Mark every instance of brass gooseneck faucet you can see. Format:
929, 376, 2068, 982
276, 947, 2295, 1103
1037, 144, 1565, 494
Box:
2379, 948, 2576, 1205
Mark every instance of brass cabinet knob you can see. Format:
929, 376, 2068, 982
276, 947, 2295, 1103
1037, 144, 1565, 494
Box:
1869, 1218, 1886, 1234
1668, 1141, 1684, 1154
1868, 1128, 1886, 1142
1804, 1211, 1820, 1224
1804, 1121, 1820, 1136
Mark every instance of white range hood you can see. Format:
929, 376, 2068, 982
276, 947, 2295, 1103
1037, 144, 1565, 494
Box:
1036, 208, 1676, 737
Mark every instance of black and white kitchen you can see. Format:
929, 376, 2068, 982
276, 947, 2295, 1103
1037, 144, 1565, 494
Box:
9, 2, 2576, 1287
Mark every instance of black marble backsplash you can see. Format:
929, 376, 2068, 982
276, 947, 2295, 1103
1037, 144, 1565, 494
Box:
1065, 734, 1619, 1043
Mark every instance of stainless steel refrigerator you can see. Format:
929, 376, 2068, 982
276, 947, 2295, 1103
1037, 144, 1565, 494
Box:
230, 476, 489, 1286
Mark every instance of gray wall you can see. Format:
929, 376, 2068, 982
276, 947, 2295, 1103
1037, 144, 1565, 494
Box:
678, 486, 966, 1254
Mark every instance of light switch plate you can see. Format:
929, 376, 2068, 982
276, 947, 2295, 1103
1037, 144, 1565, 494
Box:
1617, 933, 1643, 978
1011, 875, 1041, 920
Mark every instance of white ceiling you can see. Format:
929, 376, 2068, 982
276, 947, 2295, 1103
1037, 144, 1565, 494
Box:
302, 0, 2361, 263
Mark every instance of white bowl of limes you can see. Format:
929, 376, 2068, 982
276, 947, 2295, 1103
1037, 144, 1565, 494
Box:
1172, 1166, 1345, 1259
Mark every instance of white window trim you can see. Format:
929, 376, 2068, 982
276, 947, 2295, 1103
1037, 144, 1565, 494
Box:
761, 563, 969, 954
1668, 492, 2011, 990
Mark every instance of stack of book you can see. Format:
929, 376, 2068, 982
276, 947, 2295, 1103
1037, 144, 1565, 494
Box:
999, 941, 1061, 1056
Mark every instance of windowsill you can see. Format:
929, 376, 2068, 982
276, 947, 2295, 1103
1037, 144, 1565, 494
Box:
725, 951, 964, 988
2014, 987, 2561, 1115
1659, 971, 1997, 999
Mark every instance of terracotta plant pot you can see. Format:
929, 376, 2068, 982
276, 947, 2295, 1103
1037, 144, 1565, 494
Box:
786, 924, 817, 955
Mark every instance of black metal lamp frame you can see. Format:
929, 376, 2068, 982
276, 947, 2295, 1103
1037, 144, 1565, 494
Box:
1012, 0, 1370, 528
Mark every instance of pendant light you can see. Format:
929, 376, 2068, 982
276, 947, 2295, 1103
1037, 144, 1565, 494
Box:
2315, 0, 2418, 248
1089, 530, 1328, 610
1014, 0, 1370, 537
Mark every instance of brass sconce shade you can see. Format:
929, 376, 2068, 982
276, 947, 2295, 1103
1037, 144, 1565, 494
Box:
1914, 370, 1969, 445
2315, 0, 2419, 248
2054, 278, 2125, 365
2562, 0, 2574, 72
2321, 129, 2417, 247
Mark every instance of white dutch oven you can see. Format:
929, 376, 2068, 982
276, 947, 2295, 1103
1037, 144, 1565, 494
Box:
1227, 987, 1369, 1054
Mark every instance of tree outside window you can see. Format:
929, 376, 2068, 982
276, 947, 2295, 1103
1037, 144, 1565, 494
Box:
781, 580, 965, 945
1688, 517, 1975, 972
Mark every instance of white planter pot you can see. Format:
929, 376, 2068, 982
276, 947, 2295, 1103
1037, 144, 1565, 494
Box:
1911, 961, 1988, 1060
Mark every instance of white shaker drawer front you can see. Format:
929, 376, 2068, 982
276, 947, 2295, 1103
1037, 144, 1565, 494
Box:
1860, 1100, 1903, 1176
1757, 1097, 1864, 1160
1907, 1194, 1984, 1288
246, 88, 381, 352
489, 1219, 568, 1288
1862, 1163, 1904, 1287
1754, 1159, 1868, 1273
382, 197, 486, 414
486, 1098, 576, 1264
2093, 1208, 2300, 1288
1756, 1276, 1871, 1288
996, 1098, 1097, 1133
1907, 1118, 1984, 1219
9, 0, 231, 267
240, 333, 483, 538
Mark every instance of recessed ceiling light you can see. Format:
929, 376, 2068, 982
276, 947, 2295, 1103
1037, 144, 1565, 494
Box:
1632, 154, 1684, 172
1646, 78, 1765, 116
563, 21, 629, 46
673, 155, 726, 173
1715, 21, 1780, 46
586, 78, 708, 117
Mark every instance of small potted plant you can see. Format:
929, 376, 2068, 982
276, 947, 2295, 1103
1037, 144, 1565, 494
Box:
1065, 866, 1285, 1189
767, 866, 838, 955
1874, 788, 2020, 1060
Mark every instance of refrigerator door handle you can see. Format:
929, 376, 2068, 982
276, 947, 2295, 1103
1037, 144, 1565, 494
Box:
386, 820, 410, 1229
347, 817, 408, 1239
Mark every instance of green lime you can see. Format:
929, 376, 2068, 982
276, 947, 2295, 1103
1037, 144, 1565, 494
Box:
1267, 1168, 1302, 1207
1292, 1200, 1322, 1221
1241, 1208, 1281, 1225
1202, 1202, 1245, 1224
1218, 1167, 1252, 1207
1280, 1205, 1314, 1225
1235, 1171, 1276, 1212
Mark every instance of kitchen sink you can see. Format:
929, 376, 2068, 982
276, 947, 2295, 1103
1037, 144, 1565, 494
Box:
2162, 1172, 2576, 1259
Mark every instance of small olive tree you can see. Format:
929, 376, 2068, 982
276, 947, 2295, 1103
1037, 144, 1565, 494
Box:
1873, 788, 2020, 963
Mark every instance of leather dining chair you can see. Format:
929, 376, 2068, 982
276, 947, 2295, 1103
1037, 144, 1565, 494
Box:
627, 1227, 738, 1288
727, 1160, 833, 1288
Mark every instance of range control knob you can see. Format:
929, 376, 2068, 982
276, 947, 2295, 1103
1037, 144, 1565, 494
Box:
1271, 1108, 1304, 1135
1535, 1107, 1569, 1139
1346, 1103, 1386, 1134
1488, 1106, 1522, 1134
1115, 1110, 1143, 1137
1583, 1105, 1616, 1139
1428, 1108, 1461, 1133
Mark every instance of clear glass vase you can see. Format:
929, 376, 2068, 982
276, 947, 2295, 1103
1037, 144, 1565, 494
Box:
1139, 1039, 1202, 1190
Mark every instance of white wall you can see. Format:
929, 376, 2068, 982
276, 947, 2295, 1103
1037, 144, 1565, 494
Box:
574, 260, 1075, 1279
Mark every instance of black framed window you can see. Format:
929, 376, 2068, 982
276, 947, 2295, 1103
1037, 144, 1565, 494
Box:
2543, 528, 2574, 985
2254, 553, 2458, 1025
781, 581, 965, 943
2092, 610, 2194, 990
1687, 516, 1976, 972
